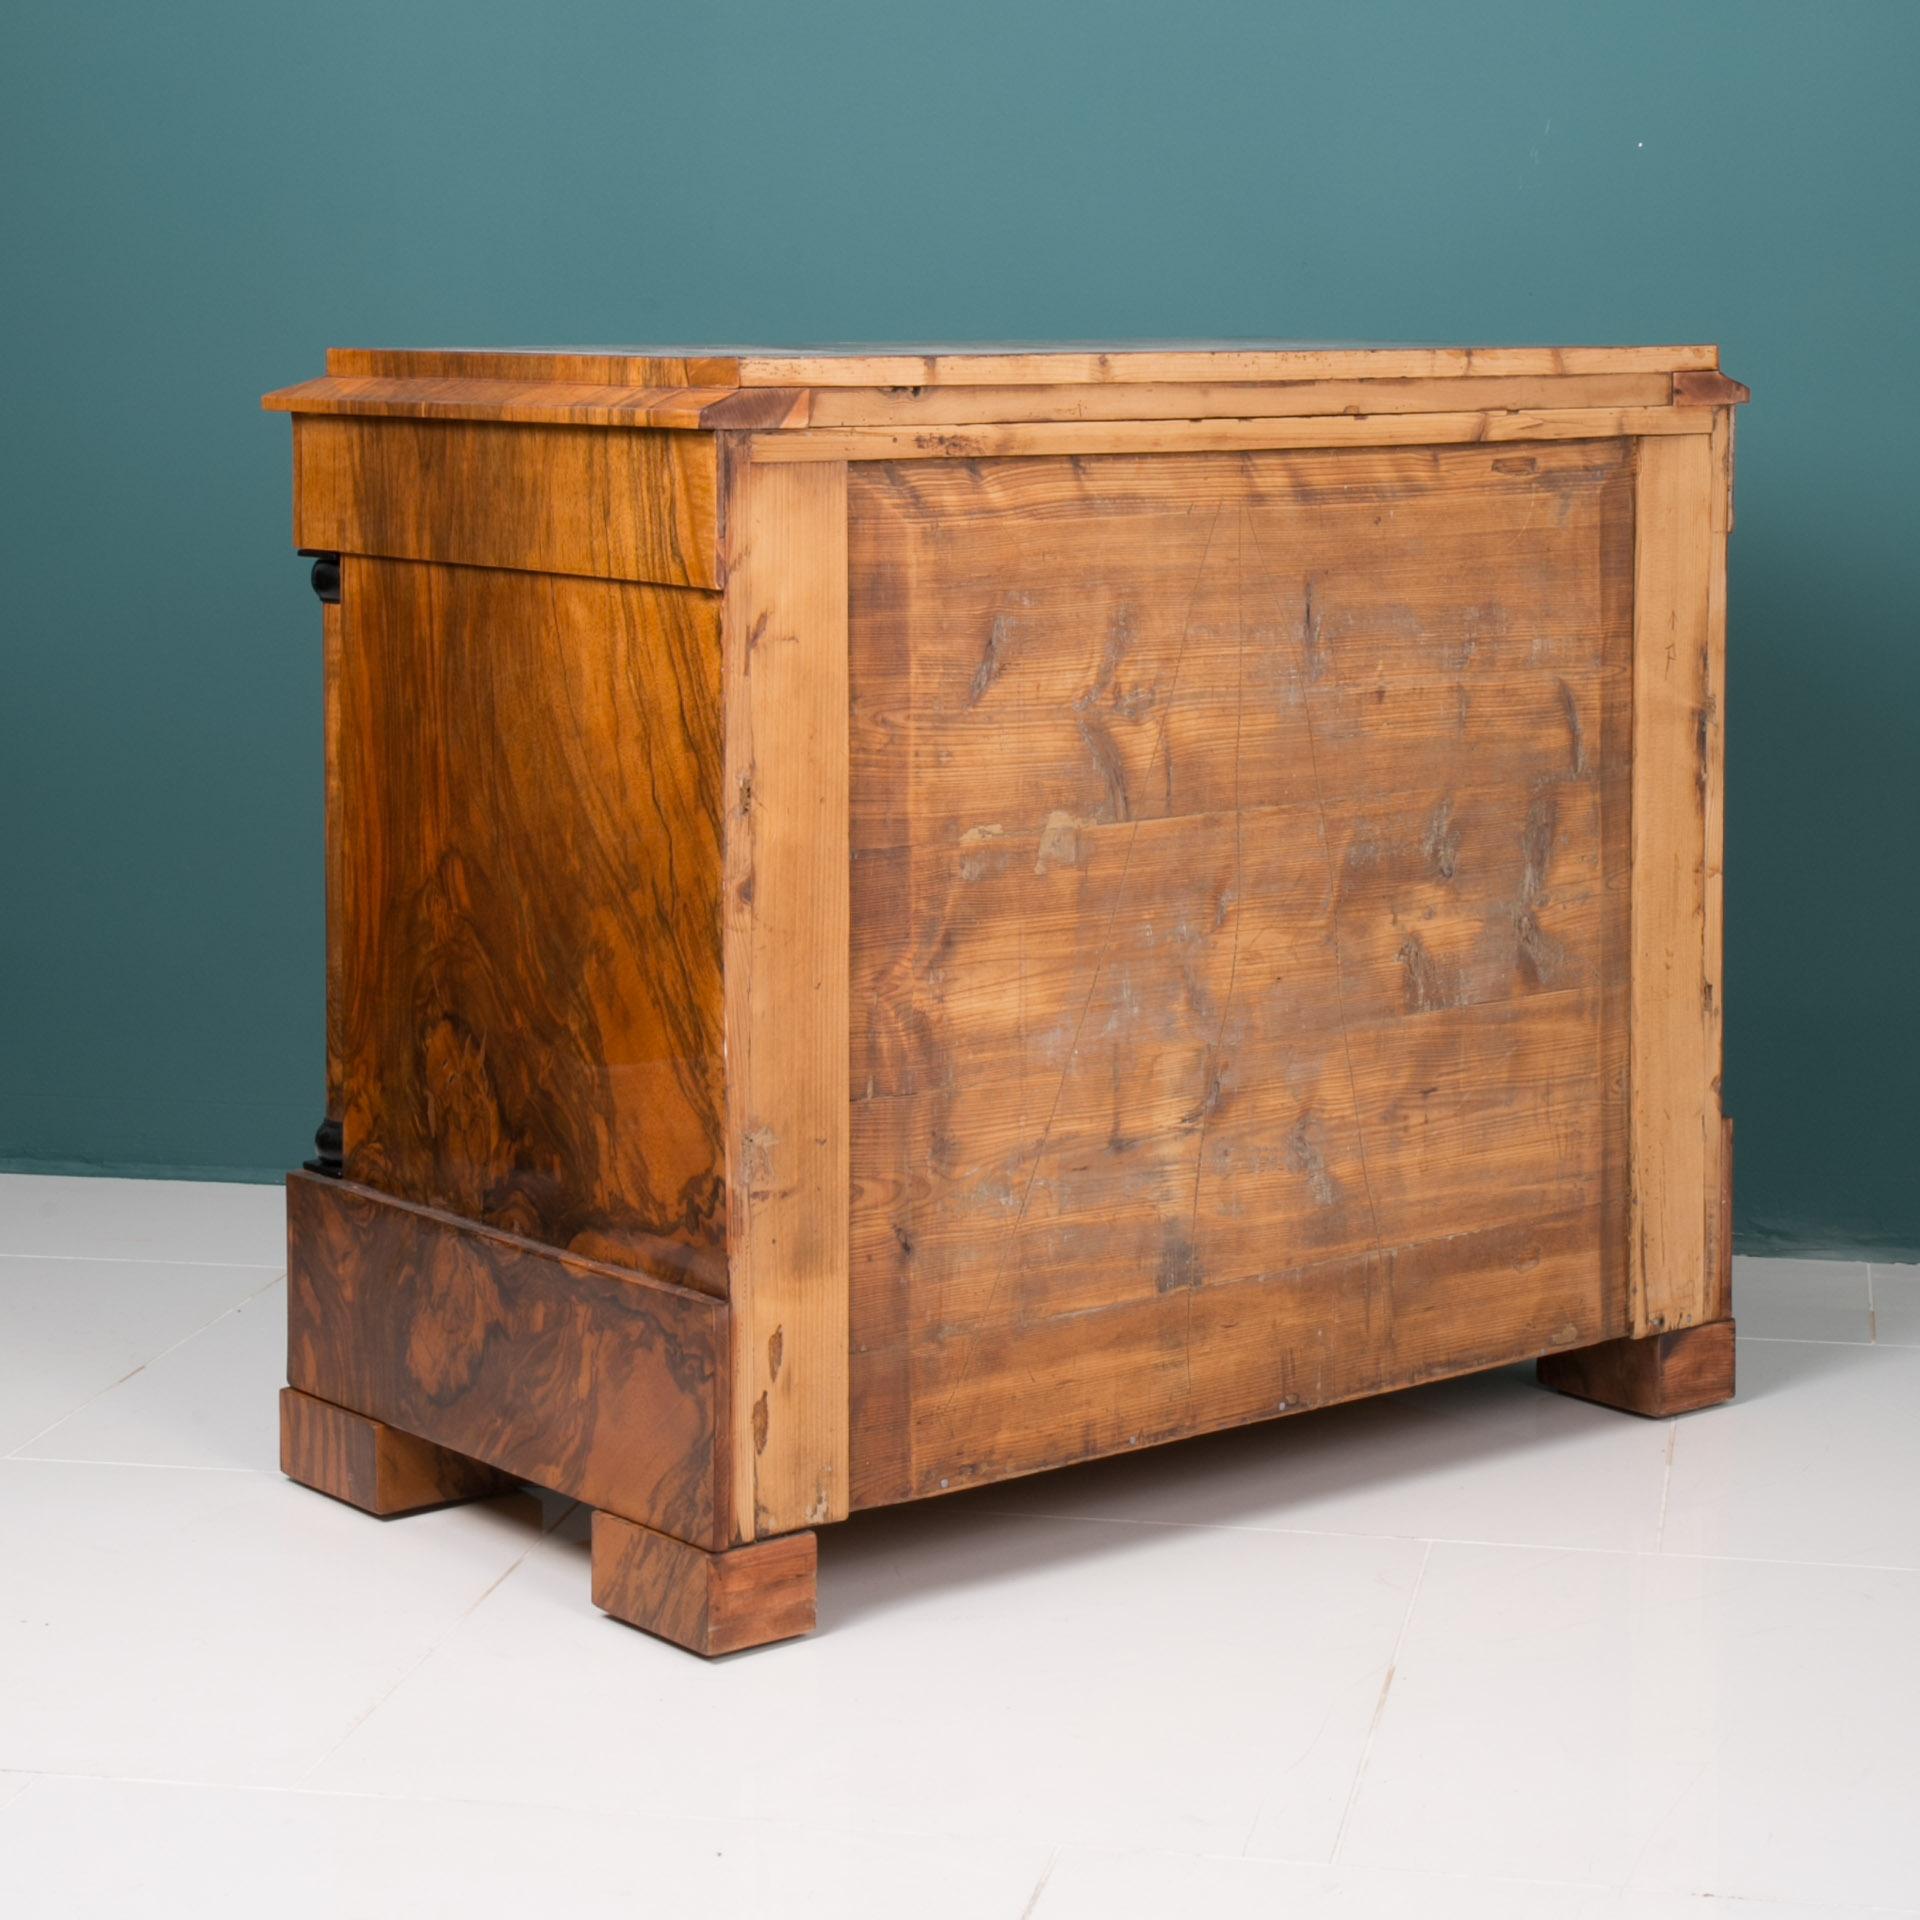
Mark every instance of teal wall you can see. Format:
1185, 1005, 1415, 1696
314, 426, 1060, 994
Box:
2, 1, 1915, 1252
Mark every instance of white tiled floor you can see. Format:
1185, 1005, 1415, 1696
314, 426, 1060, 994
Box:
0, 1173, 1914, 1917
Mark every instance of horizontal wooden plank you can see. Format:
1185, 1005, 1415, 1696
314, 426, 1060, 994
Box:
855, 780, 1609, 1073
267, 373, 1693, 436
306, 343, 1720, 395
854, 982, 1612, 1341
325, 346, 741, 386
751, 407, 1713, 463
286, 1172, 730, 1547
736, 345, 1719, 387
293, 413, 720, 589
848, 440, 1631, 851
850, 1209, 1617, 1506
806, 372, 1673, 427
265, 376, 806, 431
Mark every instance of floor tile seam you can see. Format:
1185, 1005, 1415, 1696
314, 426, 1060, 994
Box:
0, 1252, 287, 1274
7, 1766, 1919, 1912
3, 1268, 288, 1457
1325, 1539, 1433, 1866
288, 1501, 584, 1789
0, 1453, 269, 1472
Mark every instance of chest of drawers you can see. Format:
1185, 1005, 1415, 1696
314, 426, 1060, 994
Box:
266, 342, 1744, 1653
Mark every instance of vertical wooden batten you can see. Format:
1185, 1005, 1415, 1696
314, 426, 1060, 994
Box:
720, 448, 853, 1540
1628, 432, 1719, 1333
1703, 409, 1736, 1318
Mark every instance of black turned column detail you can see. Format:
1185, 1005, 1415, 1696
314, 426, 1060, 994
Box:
300, 549, 343, 1177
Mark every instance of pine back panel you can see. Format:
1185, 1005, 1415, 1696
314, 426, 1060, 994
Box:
847, 442, 1633, 1503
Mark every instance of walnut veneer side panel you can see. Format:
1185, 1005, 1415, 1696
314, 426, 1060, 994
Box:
286, 1173, 728, 1545
294, 413, 719, 589
847, 442, 1633, 1505
335, 557, 727, 1291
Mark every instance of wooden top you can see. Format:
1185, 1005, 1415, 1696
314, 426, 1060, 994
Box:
264, 343, 1739, 433
301, 341, 1717, 385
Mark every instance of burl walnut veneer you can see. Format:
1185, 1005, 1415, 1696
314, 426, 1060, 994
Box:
265, 342, 1744, 1654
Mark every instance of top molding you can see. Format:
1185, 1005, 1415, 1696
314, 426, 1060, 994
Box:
263, 344, 1743, 437
307, 340, 1717, 385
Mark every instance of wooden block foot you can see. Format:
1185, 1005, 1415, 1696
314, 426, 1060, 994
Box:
279, 1385, 516, 1515
591, 1512, 816, 1656
1537, 1319, 1735, 1417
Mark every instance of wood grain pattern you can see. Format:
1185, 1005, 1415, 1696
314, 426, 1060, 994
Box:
748, 406, 1712, 464
591, 1511, 816, 1655
1537, 1318, 1735, 1417
265, 376, 809, 432
1703, 410, 1736, 1292
280, 1385, 514, 1515
266, 362, 1719, 437
287, 1172, 729, 1545
861, 1214, 1615, 1498
293, 414, 719, 588
802, 372, 1673, 426
336, 557, 727, 1287
1629, 432, 1719, 1334
848, 441, 1634, 1505
721, 455, 852, 1540
734, 345, 1719, 386
311, 343, 1718, 392
325, 347, 741, 386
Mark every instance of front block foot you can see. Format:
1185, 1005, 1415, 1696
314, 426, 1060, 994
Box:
591, 1511, 816, 1656
1537, 1319, 1736, 1417
279, 1385, 516, 1515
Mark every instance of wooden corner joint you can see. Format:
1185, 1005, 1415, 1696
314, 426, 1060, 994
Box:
1672, 369, 1751, 407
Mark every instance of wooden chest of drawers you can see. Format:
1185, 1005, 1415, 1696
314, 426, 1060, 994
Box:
265, 342, 1744, 1653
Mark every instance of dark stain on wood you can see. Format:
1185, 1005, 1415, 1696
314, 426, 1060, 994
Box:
1671, 370, 1751, 407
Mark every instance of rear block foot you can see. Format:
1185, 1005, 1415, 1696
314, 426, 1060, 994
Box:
279, 1385, 516, 1515
1538, 1319, 1736, 1417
